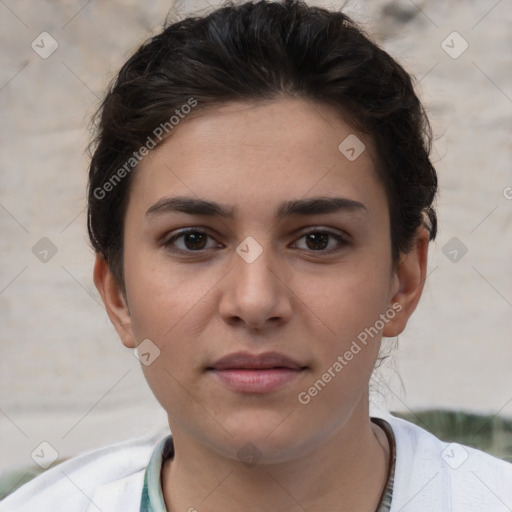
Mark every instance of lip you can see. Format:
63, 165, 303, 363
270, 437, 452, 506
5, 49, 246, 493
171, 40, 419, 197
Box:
209, 351, 305, 371
207, 351, 307, 393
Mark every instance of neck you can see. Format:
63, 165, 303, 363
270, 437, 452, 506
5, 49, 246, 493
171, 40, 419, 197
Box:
162, 407, 390, 512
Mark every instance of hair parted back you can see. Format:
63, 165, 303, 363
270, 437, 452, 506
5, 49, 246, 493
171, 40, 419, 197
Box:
87, 0, 438, 291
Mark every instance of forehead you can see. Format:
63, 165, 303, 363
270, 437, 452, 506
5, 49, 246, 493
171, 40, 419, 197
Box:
126, 97, 386, 224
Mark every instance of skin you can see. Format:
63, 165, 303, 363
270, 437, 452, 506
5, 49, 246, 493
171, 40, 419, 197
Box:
94, 97, 429, 511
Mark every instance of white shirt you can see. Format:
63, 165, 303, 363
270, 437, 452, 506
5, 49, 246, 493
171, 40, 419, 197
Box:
1, 411, 511, 511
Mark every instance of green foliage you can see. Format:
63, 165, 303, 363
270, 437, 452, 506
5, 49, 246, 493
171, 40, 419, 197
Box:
393, 409, 512, 462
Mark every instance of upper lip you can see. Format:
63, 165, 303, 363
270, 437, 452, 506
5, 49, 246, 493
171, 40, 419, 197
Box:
208, 351, 306, 371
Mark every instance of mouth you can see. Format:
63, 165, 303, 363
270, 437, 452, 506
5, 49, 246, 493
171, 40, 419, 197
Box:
207, 351, 308, 393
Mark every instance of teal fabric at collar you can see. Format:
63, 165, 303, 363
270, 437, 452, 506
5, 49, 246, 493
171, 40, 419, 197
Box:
140, 435, 173, 512
140, 419, 395, 512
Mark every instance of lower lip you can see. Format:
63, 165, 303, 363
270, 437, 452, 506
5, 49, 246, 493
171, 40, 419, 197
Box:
210, 368, 305, 393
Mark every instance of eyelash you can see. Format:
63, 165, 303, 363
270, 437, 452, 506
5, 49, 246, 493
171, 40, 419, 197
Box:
162, 227, 349, 256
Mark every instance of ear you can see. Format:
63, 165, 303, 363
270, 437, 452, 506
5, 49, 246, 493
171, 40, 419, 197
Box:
93, 253, 137, 349
383, 225, 430, 337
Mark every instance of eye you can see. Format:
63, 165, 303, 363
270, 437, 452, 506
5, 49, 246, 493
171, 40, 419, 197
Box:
163, 228, 222, 253
163, 227, 349, 256
293, 229, 349, 254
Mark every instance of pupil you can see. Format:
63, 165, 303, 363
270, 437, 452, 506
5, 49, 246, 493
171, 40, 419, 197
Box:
306, 233, 328, 250
185, 232, 206, 250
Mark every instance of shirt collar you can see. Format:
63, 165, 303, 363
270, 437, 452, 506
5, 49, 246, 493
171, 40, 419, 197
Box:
140, 435, 173, 512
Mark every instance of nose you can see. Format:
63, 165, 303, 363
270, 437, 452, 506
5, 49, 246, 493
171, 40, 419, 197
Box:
218, 241, 293, 330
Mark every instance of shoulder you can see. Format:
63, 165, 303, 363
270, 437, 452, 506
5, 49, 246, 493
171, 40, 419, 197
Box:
0, 430, 169, 512
374, 411, 512, 511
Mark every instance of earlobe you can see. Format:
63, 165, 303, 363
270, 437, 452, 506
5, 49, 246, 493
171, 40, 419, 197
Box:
383, 225, 430, 338
93, 254, 137, 349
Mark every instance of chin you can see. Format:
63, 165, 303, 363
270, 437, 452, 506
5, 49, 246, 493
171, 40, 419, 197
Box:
218, 410, 306, 460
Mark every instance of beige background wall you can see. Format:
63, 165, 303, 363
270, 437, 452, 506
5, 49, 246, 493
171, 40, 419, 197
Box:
1, 0, 511, 473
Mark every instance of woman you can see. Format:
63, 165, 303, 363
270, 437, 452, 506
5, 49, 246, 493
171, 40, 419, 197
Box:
2, 0, 511, 510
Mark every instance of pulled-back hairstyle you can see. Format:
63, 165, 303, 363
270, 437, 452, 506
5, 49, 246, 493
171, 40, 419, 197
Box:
87, 0, 438, 292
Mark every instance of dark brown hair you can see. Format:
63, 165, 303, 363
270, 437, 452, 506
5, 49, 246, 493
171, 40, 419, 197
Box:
87, 0, 438, 292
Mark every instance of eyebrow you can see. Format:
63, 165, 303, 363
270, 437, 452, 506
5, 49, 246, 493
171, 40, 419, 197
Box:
145, 195, 367, 220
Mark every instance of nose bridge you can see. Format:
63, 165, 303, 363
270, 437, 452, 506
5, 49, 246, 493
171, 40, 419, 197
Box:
219, 235, 292, 327
234, 236, 278, 295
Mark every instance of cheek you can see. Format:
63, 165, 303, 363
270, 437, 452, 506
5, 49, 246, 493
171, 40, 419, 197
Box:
127, 282, 189, 340
122, 248, 224, 396
301, 260, 392, 350
123, 242, 202, 339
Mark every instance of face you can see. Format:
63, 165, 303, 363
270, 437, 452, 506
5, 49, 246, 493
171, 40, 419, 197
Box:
95, 97, 426, 463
